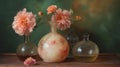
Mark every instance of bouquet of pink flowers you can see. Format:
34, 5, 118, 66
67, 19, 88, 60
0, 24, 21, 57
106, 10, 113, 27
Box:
39, 5, 72, 31
12, 8, 36, 36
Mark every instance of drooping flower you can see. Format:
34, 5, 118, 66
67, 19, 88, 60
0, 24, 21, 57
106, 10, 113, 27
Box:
47, 5, 57, 14
51, 8, 71, 30
12, 8, 36, 36
24, 57, 37, 66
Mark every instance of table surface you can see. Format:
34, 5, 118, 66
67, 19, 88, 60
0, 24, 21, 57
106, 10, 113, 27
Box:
0, 53, 120, 67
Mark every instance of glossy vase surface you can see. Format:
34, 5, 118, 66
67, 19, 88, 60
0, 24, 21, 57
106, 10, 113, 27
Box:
38, 22, 69, 62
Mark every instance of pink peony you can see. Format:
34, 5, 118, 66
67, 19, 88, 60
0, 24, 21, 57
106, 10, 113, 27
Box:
51, 8, 71, 30
12, 8, 36, 36
24, 57, 37, 66
47, 5, 57, 14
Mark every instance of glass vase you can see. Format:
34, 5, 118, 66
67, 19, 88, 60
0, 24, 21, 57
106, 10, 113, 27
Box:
37, 22, 69, 62
72, 33, 99, 62
64, 28, 79, 58
16, 35, 38, 61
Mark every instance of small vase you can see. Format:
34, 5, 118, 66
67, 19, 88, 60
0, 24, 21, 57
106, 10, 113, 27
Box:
64, 28, 79, 58
16, 35, 38, 61
72, 33, 99, 62
37, 22, 69, 62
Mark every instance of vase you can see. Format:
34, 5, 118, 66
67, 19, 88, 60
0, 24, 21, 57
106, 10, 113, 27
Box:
37, 22, 69, 62
64, 28, 79, 58
16, 35, 39, 61
72, 33, 99, 62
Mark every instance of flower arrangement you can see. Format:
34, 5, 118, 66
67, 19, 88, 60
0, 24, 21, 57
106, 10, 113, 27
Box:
37, 5, 74, 62
12, 4, 82, 64
12, 8, 36, 36
12, 5, 81, 36
12, 8, 38, 66
38, 5, 72, 31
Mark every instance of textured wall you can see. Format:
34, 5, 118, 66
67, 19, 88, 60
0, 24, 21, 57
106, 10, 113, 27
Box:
0, 0, 120, 53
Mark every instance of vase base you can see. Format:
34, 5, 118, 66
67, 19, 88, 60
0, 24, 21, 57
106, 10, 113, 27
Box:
43, 59, 64, 63
73, 55, 98, 62
17, 54, 41, 61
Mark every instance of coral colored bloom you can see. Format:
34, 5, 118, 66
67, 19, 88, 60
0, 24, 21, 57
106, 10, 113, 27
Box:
12, 8, 36, 36
24, 57, 37, 66
47, 5, 57, 14
51, 8, 71, 30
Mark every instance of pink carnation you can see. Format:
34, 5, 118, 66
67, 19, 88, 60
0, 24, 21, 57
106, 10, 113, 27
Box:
47, 5, 57, 14
12, 8, 36, 36
51, 8, 71, 30
24, 57, 37, 66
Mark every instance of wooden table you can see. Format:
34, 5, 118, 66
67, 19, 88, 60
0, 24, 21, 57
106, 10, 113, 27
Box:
0, 53, 120, 67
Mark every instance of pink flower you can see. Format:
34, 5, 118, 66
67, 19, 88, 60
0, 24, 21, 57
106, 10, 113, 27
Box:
51, 8, 71, 30
47, 5, 57, 14
24, 57, 37, 66
12, 8, 36, 36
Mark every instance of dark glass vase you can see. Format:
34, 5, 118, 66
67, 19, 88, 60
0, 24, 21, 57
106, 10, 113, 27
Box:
64, 29, 79, 58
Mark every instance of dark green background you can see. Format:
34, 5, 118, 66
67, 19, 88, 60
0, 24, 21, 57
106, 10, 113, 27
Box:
0, 0, 120, 53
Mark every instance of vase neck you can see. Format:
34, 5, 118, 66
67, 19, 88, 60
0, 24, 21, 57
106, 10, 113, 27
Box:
51, 25, 57, 33
83, 33, 89, 41
50, 21, 57, 33
24, 35, 30, 43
